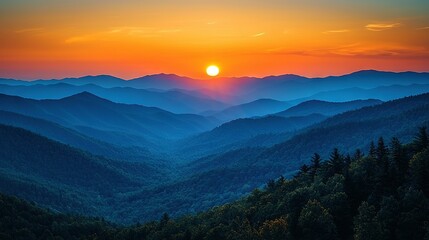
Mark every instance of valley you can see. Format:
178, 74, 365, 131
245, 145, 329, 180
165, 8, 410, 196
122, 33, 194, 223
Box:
0, 71, 428, 225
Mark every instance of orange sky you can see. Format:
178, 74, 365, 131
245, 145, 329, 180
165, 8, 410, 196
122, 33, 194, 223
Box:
1, 0, 429, 80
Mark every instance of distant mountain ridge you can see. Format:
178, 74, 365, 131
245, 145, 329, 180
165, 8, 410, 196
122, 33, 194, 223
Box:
0, 110, 162, 162
274, 99, 383, 118
2, 70, 428, 98
0, 84, 428, 224
0, 92, 219, 141
0, 83, 228, 114
0, 124, 169, 219
209, 98, 291, 122
176, 114, 327, 158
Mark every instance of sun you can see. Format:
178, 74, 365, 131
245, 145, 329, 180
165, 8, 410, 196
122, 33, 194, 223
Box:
206, 65, 220, 77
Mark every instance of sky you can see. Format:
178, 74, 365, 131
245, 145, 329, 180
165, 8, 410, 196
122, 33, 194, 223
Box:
1, 0, 429, 80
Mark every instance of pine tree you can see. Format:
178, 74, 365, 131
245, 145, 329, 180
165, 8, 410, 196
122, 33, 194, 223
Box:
327, 148, 344, 175
300, 164, 310, 174
413, 126, 428, 152
377, 137, 390, 182
309, 153, 321, 179
298, 200, 337, 240
376, 137, 389, 163
390, 137, 407, 182
159, 213, 170, 228
369, 141, 376, 158
353, 202, 384, 240
353, 149, 364, 161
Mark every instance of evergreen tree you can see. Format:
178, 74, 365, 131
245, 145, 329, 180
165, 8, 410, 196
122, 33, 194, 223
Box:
377, 196, 399, 240
377, 137, 390, 185
298, 200, 337, 240
327, 148, 344, 176
369, 141, 377, 158
310, 153, 322, 178
159, 213, 170, 228
300, 164, 310, 174
376, 137, 389, 164
409, 149, 429, 196
353, 149, 364, 161
413, 126, 429, 152
390, 137, 406, 183
259, 218, 289, 240
353, 202, 384, 240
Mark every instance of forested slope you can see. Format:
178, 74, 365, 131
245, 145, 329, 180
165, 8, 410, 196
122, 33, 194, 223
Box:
1, 128, 428, 239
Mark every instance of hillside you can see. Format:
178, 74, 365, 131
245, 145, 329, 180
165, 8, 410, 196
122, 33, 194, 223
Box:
0, 124, 169, 220
211, 98, 291, 122
177, 114, 327, 158
0, 92, 428, 225
303, 83, 429, 103
2, 70, 429, 104
1, 128, 428, 239
0, 83, 228, 114
275, 99, 382, 118
0, 110, 161, 162
0, 92, 219, 141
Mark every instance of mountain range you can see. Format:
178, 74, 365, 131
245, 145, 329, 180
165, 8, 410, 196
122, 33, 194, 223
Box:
0, 70, 429, 225
0, 92, 218, 142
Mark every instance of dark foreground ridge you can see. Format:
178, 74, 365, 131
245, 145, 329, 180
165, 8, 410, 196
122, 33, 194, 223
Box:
1, 127, 428, 240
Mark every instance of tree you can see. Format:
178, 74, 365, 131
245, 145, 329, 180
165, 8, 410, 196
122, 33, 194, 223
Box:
390, 138, 405, 170
298, 200, 337, 240
376, 137, 389, 164
353, 202, 384, 240
259, 217, 289, 240
310, 153, 322, 178
327, 148, 344, 176
369, 141, 376, 158
376, 137, 390, 186
353, 149, 364, 161
409, 149, 429, 196
396, 187, 429, 239
413, 126, 429, 152
159, 213, 170, 228
300, 164, 310, 174
377, 196, 399, 240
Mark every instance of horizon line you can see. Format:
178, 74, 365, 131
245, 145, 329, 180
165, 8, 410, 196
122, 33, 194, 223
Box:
1, 69, 428, 82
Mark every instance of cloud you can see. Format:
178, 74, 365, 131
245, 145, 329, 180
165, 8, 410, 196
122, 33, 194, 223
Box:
252, 32, 265, 37
323, 29, 350, 34
65, 26, 182, 43
65, 35, 95, 43
15, 28, 43, 33
417, 26, 429, 30
264, 43, 429, 58
157, 29, 182, 33
365, 23, 401, 31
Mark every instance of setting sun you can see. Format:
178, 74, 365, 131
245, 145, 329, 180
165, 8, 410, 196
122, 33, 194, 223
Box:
206, 65, 220, 77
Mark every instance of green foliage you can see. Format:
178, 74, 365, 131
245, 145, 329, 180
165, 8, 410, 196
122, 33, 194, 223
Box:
298, 200, 337, 240
1, 128, 429, 239
353, 202, 384, 240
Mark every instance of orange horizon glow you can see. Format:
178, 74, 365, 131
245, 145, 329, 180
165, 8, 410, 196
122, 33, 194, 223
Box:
1, 0, 429, 80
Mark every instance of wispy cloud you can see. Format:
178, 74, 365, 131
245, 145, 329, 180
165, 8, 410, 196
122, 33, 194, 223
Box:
417, 26, 429, 30
65, 26, 182, 43
365, 23, 401, 31
264, 43, 429, 58
157, 29, 182, 33
207, 21, 217, 25
323, 29, 350, 34
15, 28, 43, 33
252, 32, 265, 37
65, 35, 96, 43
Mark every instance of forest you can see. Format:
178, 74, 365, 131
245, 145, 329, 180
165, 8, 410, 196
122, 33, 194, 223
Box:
1, 127, 428, 239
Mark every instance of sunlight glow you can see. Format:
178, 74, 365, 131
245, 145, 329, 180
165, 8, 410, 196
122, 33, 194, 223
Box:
206, 65, 220, 77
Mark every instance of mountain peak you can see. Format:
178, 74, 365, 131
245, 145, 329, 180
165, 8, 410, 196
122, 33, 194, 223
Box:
61, 91, 109, 102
